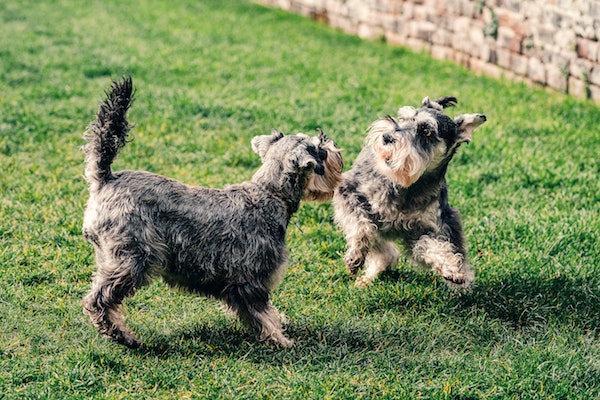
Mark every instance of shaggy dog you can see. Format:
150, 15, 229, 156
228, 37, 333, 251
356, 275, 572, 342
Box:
81, 77, 342, 347
333, 96, 486, 288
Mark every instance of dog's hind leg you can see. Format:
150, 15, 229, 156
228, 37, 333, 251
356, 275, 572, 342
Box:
82, 251, 149, 348
355, 240, 400, 287
224, 283, 293, 347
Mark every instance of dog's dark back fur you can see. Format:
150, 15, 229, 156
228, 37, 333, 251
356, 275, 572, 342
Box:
95, 171, 288, 294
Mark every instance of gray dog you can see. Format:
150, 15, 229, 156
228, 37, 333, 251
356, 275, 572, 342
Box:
333, 97, 486, 288
81, 77, 342, 348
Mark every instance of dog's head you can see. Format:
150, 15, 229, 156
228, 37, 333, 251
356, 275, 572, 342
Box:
366, 96, 486, 188
303, 129, 343, 201
251, 129, 343, 201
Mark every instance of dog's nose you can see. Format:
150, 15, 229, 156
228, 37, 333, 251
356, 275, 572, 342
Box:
319, 148, 327, 161
480, 114, 487, 121
314, 163, 325, 176
382, 133, 394, 145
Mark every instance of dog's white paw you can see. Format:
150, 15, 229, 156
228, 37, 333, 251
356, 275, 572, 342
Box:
272, 335, 295, 348
354, 275, 374, 288
442, 267, 474, 289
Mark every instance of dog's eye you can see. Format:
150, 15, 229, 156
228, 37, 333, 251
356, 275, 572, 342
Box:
418, 124, 434, 137
382, 133, 395, 145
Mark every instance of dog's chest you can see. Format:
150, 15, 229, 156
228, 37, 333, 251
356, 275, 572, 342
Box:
376, 197, 439, 235
361, 182, 440, 235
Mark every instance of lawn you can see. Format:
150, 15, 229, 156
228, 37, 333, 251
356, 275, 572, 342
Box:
1, 0, 599, 398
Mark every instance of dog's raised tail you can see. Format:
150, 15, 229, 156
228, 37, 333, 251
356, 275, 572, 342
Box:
83, 77, 134, 190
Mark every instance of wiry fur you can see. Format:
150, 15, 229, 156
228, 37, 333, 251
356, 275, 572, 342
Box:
83, 76, 134, 192
303, 129, 343, 201
81, 77, 342, 348
333, 96, 486, 288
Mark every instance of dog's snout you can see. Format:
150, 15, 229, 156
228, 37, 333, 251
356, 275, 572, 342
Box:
319, 148, 327, 161
480, 114, 487, 122
382, 133, 394, 145
314, 163, 325, 176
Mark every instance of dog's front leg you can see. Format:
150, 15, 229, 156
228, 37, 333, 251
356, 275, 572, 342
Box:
410, 235, 473, 288
355, 240, 400, 287
344, 235, 370, 276
338, 215, 379, 276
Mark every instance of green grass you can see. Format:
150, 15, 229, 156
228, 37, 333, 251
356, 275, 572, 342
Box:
1, 0, 599, 398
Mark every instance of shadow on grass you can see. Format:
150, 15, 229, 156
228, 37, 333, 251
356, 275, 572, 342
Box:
134, 318, 390, 360
136, 324, 252, 358
451, 271, 600, 330
130, 269, 600, 361
377, 269, 600, 330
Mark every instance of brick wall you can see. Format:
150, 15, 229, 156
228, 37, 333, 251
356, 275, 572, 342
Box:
256, 0, 600, 102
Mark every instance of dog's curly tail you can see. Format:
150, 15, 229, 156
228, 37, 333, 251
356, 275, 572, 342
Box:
83, 76, 134, 190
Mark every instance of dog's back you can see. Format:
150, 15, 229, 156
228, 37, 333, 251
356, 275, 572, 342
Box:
84, 168, 289, 285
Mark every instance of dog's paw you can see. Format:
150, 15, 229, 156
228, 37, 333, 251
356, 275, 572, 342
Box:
442, 269, 474, 289
354, 275, 373, 288
277, 311, 290, 325
344, 257, 363, 276
262, 329, 295, 348
272, 335, 295, 348
112, 330, 141, 349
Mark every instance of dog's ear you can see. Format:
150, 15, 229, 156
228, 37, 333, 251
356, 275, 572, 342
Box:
433, 96, 458, 109
421, 96, 458, 111
421, 96, 443, 111
316, 128, 327, 146
302, 129, 343, 201
251, 129, 284, 160
314, 128, 341, 160
454, 113, 487, 143
290, 135, 324, 176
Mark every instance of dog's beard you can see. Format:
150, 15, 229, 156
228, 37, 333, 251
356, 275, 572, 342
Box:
302, 139, 343, 201
374, 139, 431, 187
366, 118, 448, 188
366, 131, 436, 188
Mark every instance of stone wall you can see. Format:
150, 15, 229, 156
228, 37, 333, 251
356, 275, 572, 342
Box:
255, 0, 600, 102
